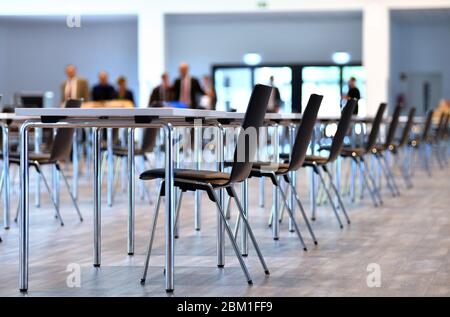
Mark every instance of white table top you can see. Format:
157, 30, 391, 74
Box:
15, 107, 245, 119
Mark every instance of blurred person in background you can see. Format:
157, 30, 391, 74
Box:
60, 64, 89, 105
343, 77, 361, 115
115, 76, 134, 105
149, 72, 173, 106
92, 71, 116, 101
267, 75, 282, 113
173, 62, 205, 109
199, 75, 216, 110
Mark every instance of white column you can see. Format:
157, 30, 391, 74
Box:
363, 1, 390, 116
137, 10, 165, 107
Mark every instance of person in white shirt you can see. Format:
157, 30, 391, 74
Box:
60, 64, 89, 105
173, 62, 205, 109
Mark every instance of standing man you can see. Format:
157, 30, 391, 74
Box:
267, 75, 282, 113
344, 77, 361, 115
149, 72, 173, 106
92, 71, 116, 101
60, 64, 89, 105
173, 62, 205, 109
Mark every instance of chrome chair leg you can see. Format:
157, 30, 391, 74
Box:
174, 190, 183, 239
374, 155, 397, 197
35, 163, 64, 226
209, 186, 253, 284
284, 175, 318, 244
380, 154, 400, 196
322, 165, 351, 225
229, 186, 270, 274
358, 158, 379, 207
314, 165, 344, 229
276, 185, 308, 250
141, 182, 163, 284
362, 158, 383, 205
58, 165, 84, 221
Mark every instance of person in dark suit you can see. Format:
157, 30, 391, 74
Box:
267, 76, 282, 113
115, 76, 134, 105
344, 77, 361, 115
149, 72, 173, 106
172, 62, 205, 109
92, 71, 116, 101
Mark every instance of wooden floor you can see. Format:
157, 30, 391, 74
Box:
0, 161, 449, 297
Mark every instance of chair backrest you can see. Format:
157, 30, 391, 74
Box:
49, 128, 75, 162
287, 94, 323, 171
398, 107, 416, 147
327, 98, 357, 163
141, 128, 158, 152
229, 84, 272, 183
384, 104, 402, 147
421, 110, 433, 141
50, 99, 80, 162
365, 103, 387, 152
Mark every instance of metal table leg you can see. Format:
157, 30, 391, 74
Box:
217, 124, 225, 266
2, 123, 10, 229
310, 124, 318, 220
194, 124, 201, 231
34, 128, 41, 208
19, 123, 31, 292
272, 124, 279, 240
164, 123, 175, 292
288, 123, 296, 232
93, 128, 101, 267
127, 128, 135, 255
107, 128, 113, 207
72, 129, 79, 201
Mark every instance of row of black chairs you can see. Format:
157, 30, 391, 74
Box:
139, 84, 449, 288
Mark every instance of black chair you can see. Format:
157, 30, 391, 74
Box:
301, 99, 356, 228
242, 94, 323, 249
139, 84, 272, 286
339, 103, 387, 207
391, 107, 416, 188
10, 99, 83, 225
371, 104, 403, 197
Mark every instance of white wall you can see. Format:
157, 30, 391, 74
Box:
390, 19, 450, 111
0, 16, 138, 106
165, 13, 362, 78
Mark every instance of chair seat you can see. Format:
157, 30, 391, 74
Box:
251, 161, 290, 174
8, 152, 55, 164
140, 168, 231, 186
302, 155, 329, 167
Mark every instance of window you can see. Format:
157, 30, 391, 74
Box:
213, 63, 365, 114
214, 68, 252, 112
254, 67, 292, 112
302, 66, 341, 117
